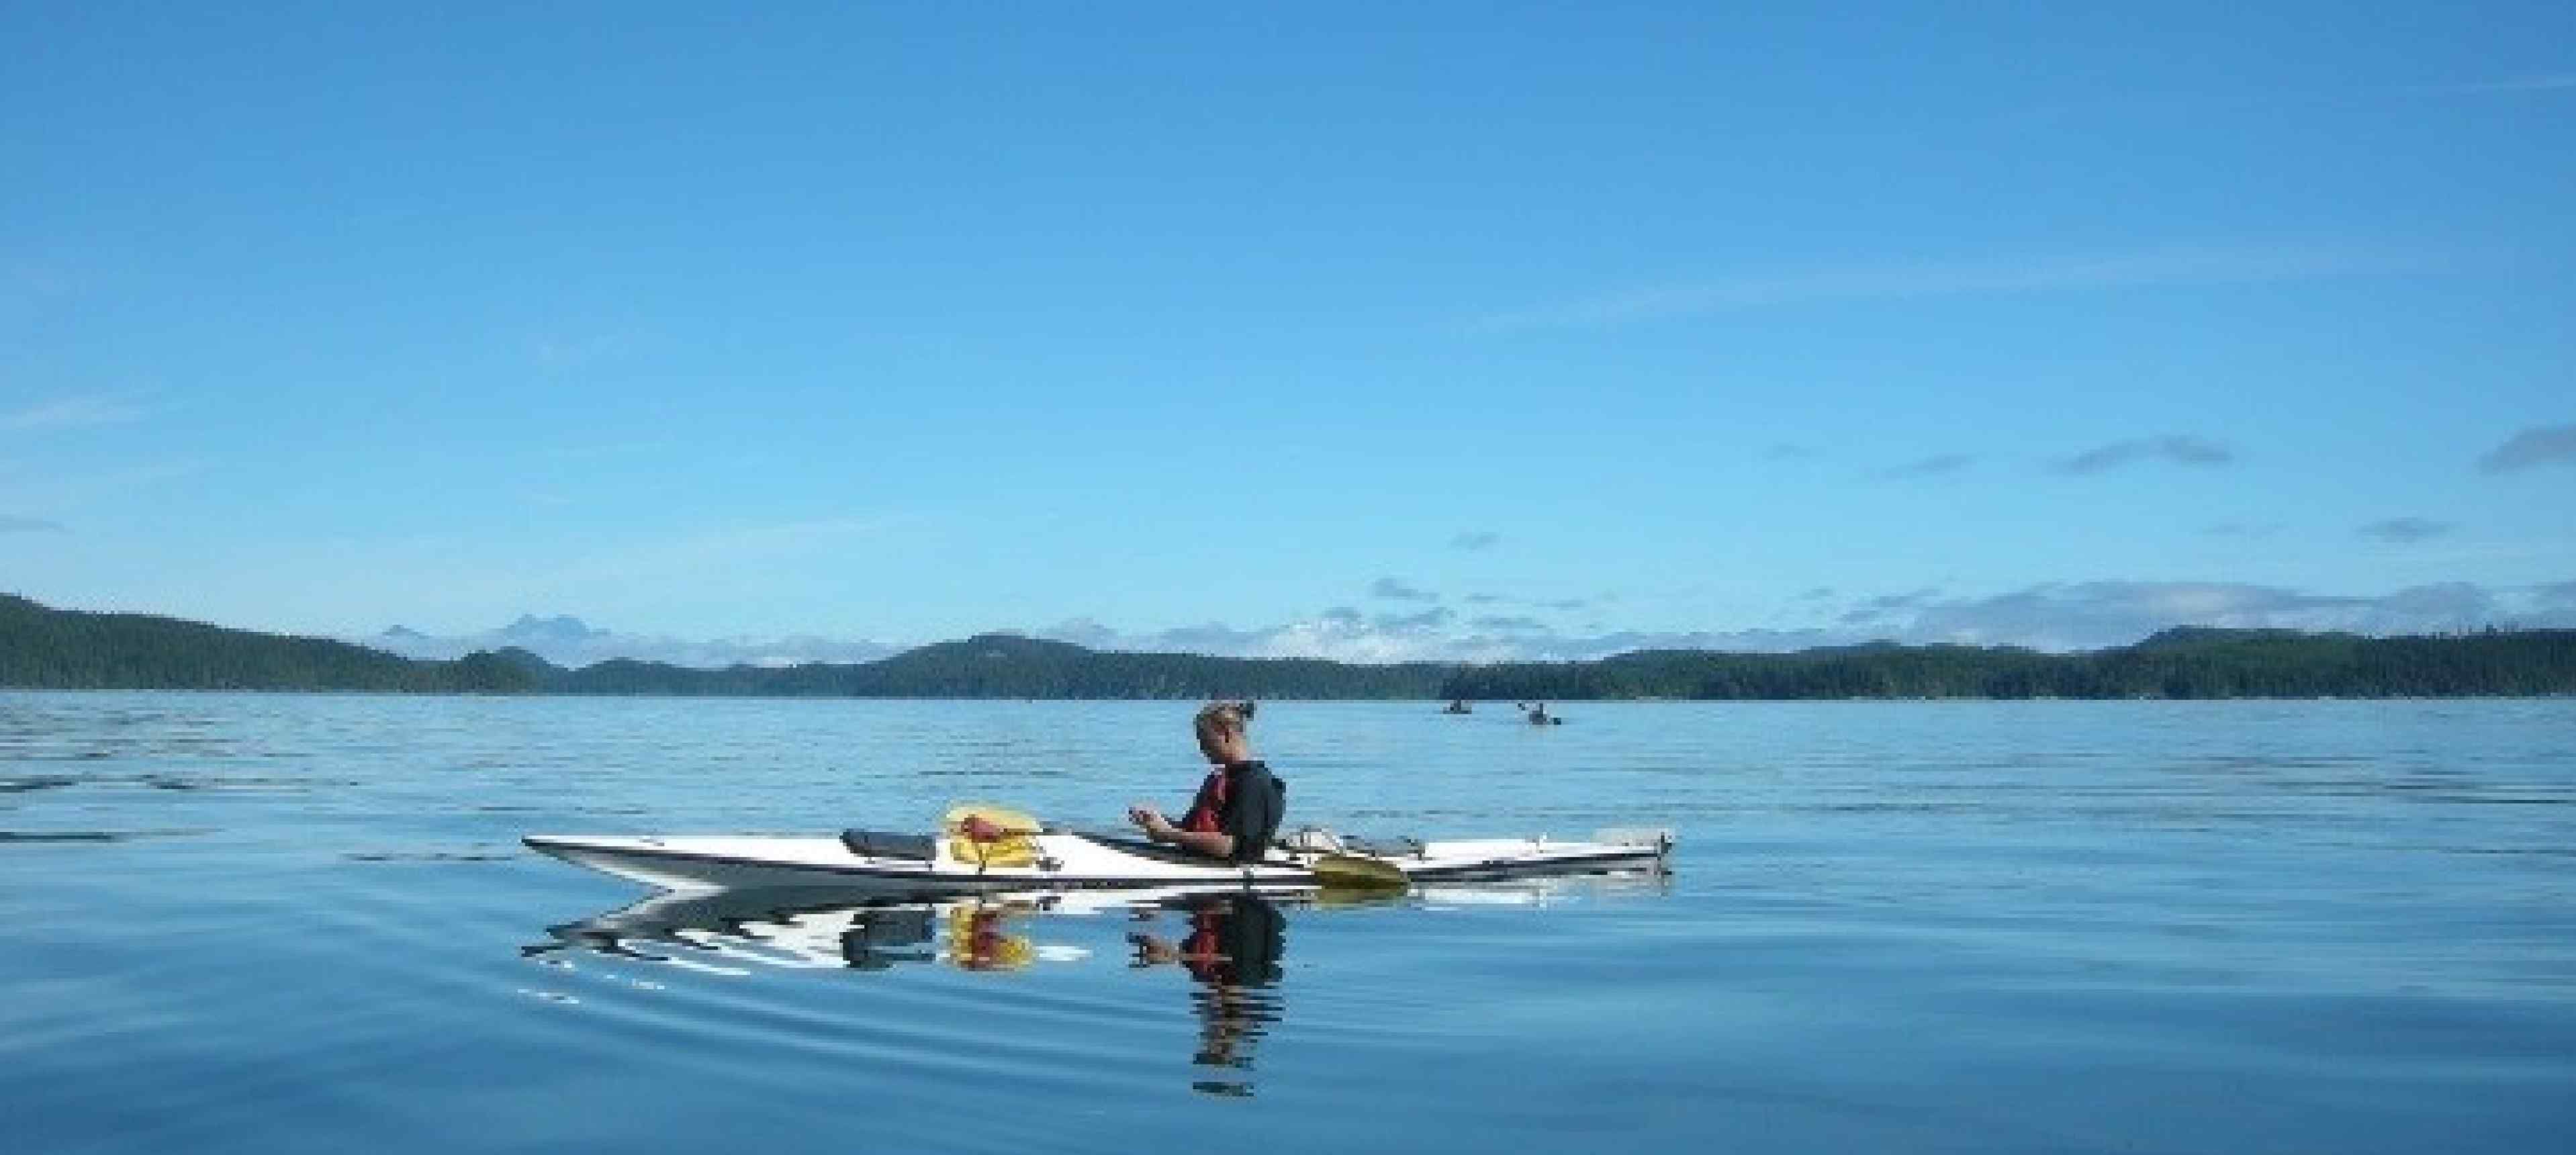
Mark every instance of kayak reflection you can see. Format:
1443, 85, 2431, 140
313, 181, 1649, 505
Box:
1125, 893, 1286, 1097
526, 871, 1665, 976
524, 886, 1130, 973
527, 876, 1667, 1095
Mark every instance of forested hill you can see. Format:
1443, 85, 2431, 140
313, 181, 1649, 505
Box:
542, 634, 1453, 699
1443, 627, 2576, 700
0, 595, 538, 692
4, 594, 2573, 698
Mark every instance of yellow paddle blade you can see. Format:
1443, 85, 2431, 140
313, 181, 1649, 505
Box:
1310, 853, 1408, 891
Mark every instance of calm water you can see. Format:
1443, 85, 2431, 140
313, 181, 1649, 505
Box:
2, 694, 2571, 1154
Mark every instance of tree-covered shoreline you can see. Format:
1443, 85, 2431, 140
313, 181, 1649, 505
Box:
4, 594, 2572, 700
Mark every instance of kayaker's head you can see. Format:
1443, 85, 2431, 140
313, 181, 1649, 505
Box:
1193, 700, 1256, 766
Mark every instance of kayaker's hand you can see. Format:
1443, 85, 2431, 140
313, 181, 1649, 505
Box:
1128, 931, 1176, 966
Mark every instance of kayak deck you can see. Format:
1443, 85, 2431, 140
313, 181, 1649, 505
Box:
524, 828, 1671, 896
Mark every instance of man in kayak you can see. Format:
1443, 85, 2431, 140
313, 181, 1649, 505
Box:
1127, 700, 1285, 862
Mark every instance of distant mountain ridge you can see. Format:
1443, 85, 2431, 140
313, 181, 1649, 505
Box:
366, 614, 899, 669
5, 594, 2573, 699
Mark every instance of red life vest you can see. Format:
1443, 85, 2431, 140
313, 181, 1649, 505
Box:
1182, 766, 1230, 834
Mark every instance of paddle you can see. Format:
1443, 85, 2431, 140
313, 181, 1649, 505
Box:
1309, 851, 1408, 891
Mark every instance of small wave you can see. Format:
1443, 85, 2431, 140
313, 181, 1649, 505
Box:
345, 851, 520, 863
0, 827, 204, 844
0, 776, 78, 794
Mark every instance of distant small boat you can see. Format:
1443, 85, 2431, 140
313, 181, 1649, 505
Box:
1441, 699, 1473, 714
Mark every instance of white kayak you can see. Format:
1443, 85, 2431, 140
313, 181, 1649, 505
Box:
524, 825, 1673, 897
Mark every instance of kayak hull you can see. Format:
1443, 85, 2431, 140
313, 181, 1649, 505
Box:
524, 829, 1671, 896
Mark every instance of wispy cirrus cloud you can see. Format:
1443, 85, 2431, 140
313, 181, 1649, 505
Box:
2478, 424, 2576, 473
1377, 606, 1453, 631
1369, 577, 1438, 602
0, 514, 68, 533
2359, 517, 2455, 543
1838, 588, 1943, 625
1875, 453, 1976, 480
1449, 530, 1500, 551
0, 394, 146, 432
2053, 434, 2235, 475
1473, 244, 2428, 332
2434, 74, 2576, 94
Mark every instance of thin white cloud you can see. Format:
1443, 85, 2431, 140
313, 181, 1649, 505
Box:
1875, 453, 1976, 480
0, 459, 200, 508
0, 395, 146, 432
0, 514, 67, 534
1369, 577, 1438, 602
1474, 244, 2430, 332
1837, 588, 1944, 626
1449, 531, 1500, 551
2359, 517, 2456, 543
2435, 74, 2576, 94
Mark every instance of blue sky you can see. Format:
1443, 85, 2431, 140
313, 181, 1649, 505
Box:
5, 3, 2572, 663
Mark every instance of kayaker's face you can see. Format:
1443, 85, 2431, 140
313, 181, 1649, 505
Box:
1197, 723, 1248, 765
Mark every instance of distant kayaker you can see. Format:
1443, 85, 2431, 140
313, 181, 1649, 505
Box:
1128, 700, 1285, 862
1524, 702, 1559, 725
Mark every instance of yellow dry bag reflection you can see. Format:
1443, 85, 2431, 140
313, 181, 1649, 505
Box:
946, 903, 1035, 971
941, 802, 1041, 870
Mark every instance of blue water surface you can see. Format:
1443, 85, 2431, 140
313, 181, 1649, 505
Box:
1, 694, 2570, 1154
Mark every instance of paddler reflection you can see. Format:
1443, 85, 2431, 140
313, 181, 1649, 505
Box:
1126, 892, 1287, 1097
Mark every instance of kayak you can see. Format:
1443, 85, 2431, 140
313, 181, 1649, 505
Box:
524, 824, 1673, 897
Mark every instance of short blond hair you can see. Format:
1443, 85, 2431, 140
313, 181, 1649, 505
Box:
1193, 700, 1256, 738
